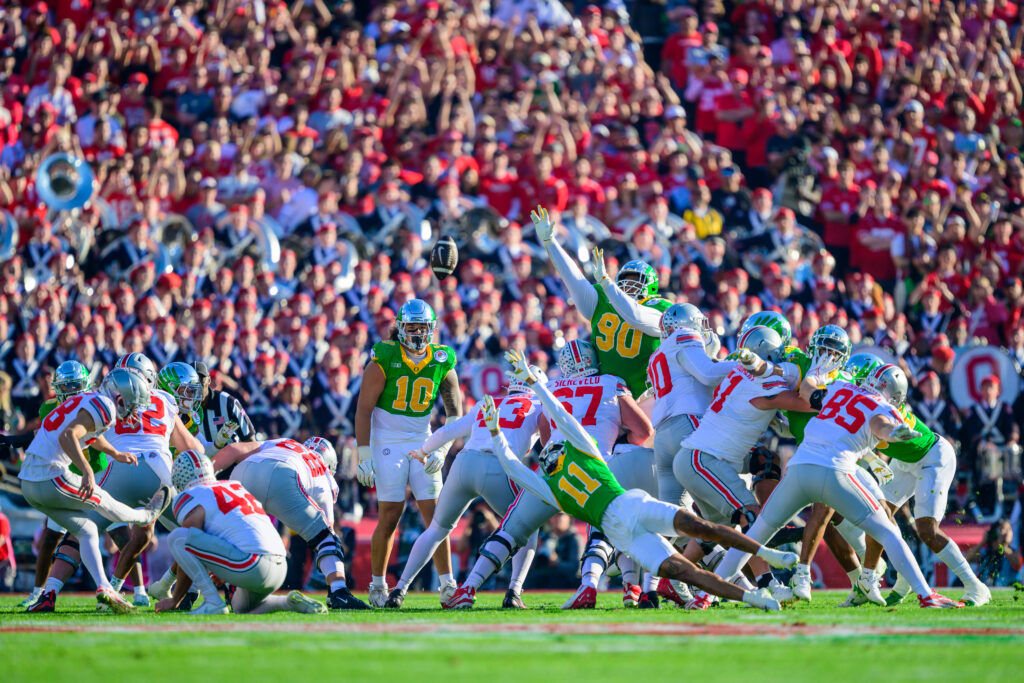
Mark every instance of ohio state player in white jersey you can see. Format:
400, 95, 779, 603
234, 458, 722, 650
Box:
545, 374, 629, 456
226, 438, 339, 519
708, 364, 965, 609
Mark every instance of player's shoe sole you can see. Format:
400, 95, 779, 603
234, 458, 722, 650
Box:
26, 590, 56, 613
919, 592, 965, 609
329, 587, 371, 610
383, 588, 405, 609
287, 590, 328, 615
96, 588, 135, 614
143, 486, 173, 524
442, 586, 476, 609
962, 583, 991, 607
502, 589, 527, 609
561, 586, 597, 609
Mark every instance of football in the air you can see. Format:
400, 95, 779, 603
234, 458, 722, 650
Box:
431, 235, 459, 280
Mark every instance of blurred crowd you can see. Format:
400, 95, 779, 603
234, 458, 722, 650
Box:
0, 0, 1022, 584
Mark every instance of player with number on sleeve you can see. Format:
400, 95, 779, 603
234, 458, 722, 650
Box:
155, 450, 327, 615
212, 436, 369, 610
354, 298, 463, 607
386, 368, 547, 610
707, 361, 966, 609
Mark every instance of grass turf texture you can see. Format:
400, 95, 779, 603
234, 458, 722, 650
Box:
2, 589, 1023, 682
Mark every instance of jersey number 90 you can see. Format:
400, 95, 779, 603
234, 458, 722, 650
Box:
594, 313, 642, 359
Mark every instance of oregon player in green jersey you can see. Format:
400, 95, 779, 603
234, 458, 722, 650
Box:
532, 206, 670, 398
354, 298, 463, 608
463, 349, 800, 611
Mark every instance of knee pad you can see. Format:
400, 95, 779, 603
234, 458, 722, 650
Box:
311, 528, 345, 564
54, 537, 81, 571
479, 530, 517, 571
731, 507, 757, 531
749, 446, 782, 484
581, 531, 614, 570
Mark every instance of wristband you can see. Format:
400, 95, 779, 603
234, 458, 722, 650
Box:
357, 445, 371, 462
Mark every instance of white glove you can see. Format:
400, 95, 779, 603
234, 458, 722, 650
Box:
592, 247, 611, 284
531, 205, 554, 242
504, 349, 537, 385
887, 424, 921, 443
733, 348, 762, 372
862, 452, 894, 485
769, 412, 792, 438
422, 449, 445, 474
481, 394, 499, 433
805, 351, 842, 388
213, 420, 239, 449
705, 332, 722, 359
356, 445, 375, 487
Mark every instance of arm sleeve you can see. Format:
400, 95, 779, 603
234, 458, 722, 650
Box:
490, 431, 560, 508
677, 346, 737, 386
808, 389, 827, 411
544, 239, 598, 319
532, 380, 604, 461
599, 282, 663, 336
420, 412, 475, 453
229, 396, 256, 442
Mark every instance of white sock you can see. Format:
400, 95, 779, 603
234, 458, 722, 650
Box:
110, 577, 125, 592
796, 562, 810, 575
846, 568, 861, 587
642, 571, 655, 593
858, 514, 930, 598
79, 527, 113, 590
892, 573, 911, 596
735, 575, 755, 591
134, 585, 147, 598
157, 567, 175, 584
465, 532, 515, 589
619, 555, 638, 586
937, 540, 982, 588
438, 573, 453, 587
371, 575, 387, 589
396, 522, 448, 592
318, 555, 345, 581
43, 577, 64, 594
835, 519, 867, 559
508, 531, 538, 593
580, 556, 604, 589
329, 579, 347, 591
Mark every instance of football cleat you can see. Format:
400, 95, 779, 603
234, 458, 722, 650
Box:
918, 592, 965, 609
329, 587, 371, 610
502, 589, 527, 609
143, 485, 173, 524
791, 565, 812, 602
839, 585, 869, 608
174, 591, 199, 612
856, 569, 886, 606
743, 588, 781, 611
18, 589, 43, 609
758, 547, 799, 570
368, 584, 389, 608
638, 591, 661, 609
884, 589, 908, 607
96, 587, 135, 614
26, 590, 56, 613
768, 579, 795, 604
623, 582, 642, 608
148, 575, 174, 601
657, 577, 693, 607
384, 588, 405, 609
962, 583, 991, 607
439, 580, 458, 607
190, 600, 229, 615
684, 593, 712, 611
133, 593, 151, 607
561, 585, 597, 610
443, 585, 476, 609
287, 590, 328, 615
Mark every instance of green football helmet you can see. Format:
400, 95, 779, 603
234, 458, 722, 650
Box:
842, 352, 883, 385
158, 362, 203, 413
53, 360, 91, 402
740, 311, 793, 347
809, 324, 852, 365
617, 260, 658, 300
396, 299, 437, 354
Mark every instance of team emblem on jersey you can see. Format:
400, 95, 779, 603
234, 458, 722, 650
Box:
435, 350, 448, 362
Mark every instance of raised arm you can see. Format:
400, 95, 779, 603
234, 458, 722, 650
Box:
532, 206, 598, 319
482, 395, 560, 508
679, 346, 737, 386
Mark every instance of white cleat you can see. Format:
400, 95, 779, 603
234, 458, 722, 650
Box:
143, 485, 172, 525
758, 546, 799, 570
96, 587, 135, 614
439, 580, 458, 607
369, 585, 389, 608
791, 566, 813, 602
287, 590, 328, 614
839, 586, 869, 608
768, 579, 794, 604
190, 599, 229, 615
742, 588, 781, 611
856, 569, 886, 606
133, 593, 151, 607
148, 575, 174, 601
962, 582, 991, 607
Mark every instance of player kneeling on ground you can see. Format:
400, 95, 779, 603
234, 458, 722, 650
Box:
156, 450, 327, 616
430, 350, 798, 611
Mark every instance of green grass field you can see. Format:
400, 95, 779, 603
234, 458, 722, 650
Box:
3, 589, 1024, 682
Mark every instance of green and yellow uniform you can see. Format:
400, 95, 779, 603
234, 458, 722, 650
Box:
877, 405, 937, 463
782, 347, 814, 442
39, 398, 108, 475
371, 341, 457, 433
590, 286, 671, 398
544, 442, 626, 529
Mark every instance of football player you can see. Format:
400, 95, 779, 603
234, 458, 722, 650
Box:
354, 298, 463, 607
442, 339, 652, 609
212, 436, 369, 610
708, 361, 965, 609
447, 350, 797, 611
386, 366, 547, 609
18, 368, 171, 613
159, 362, 242, 454
156, 450, 327, 615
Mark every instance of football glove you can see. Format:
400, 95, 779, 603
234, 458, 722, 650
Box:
861, 452, 894, 485
422, 449, 445, 474
213, 420, 239, 449
504, 349, 537, 385
805, 351, 842, 388
592, 247, 611, 285
356, 445, 375, 487
733, 348, 761, 372
481, 394, 499, 433
531, 205, 554, 243
887, 424, 921, 443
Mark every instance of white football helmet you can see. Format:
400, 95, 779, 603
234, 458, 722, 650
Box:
557, 339, 599, 378
304, 436, 338, 475
172, 449, 216, 491
100, 367, 152, 426
737, 325, 785, 363
862, 364, 909, 407
660, 302, 711, 344
115, 352, 158, 389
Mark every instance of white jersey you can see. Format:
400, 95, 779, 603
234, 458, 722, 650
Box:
790, 381, 903, 474
647, 330, 720, 425
682, 367, 793, 464
105, 390, 178, 463
20, 392, 116, 482
462, 394, 541, 458
172, 480, 286, 555
245, 438, 338, 521
545, 374, 628, 457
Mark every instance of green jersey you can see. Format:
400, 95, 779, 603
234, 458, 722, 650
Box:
782, 347, 813, 442
590, 285, 671, 398
371, 341, 457, 432
40, 398, 108, 475
544, 442, 626, 529
877, 405, 937, 463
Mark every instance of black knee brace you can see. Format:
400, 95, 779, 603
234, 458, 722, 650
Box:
749, 446, 782, 484
479, 531, 516, 571
54, 537, 81, 571
581, 530, 614, 571
310, 528, 345, 564
731, 507, 757, 531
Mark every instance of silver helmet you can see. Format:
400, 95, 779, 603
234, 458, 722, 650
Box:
740, 311, 793, 347
508, 365, 549, 395
862, 363, 909, 407
660, 302, 711, 344
538, 440, 566, 475
842, 352, 883, 385
115, 352, 158, 389
557, 339, 599, 378
304, 437, 337, 475
809, 324, 852, 365
396, 299, 437, 354
172, 449, 216, 491
99, 367, 152, 425
738, 325, 785, 363
53, 360, 91, 401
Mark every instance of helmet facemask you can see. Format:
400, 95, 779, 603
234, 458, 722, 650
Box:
538, 441, 565, 475
616, 261, 658, 301
398, 320, 435, 354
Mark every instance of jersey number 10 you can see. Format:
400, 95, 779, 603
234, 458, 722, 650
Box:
392, 376, 435, 413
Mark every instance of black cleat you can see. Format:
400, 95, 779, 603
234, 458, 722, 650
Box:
26, 590, 56, 613
223, 583, 236, 605
502, 589, 527, 609
328, 587, 371, 610
174, 591, 198, 612
383, 588, 405, 609
638, 591, 661, 609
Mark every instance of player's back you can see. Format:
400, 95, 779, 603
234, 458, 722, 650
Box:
21, 391, 116, 481
172, 481, 285, 555
462, 394, 541, 458
545, 374, 627, 456
683, 368, 791, 463
791, 380, 902, 474
647, 330, 715, 426
245, 438, 331, 489
105, 389, 178, 460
